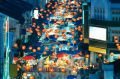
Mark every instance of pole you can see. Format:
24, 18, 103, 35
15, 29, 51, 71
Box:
4, 17, 10, 79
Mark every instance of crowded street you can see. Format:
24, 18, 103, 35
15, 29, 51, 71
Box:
0, 0, 120, 79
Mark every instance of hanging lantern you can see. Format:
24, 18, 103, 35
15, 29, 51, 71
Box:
110, 52, 114, 56
114, 35, 118, 40
116, 43, 119, 46
49, 68, 54, 72
79, 37, 83, 41
52, 6, 54, 9
13, 43, 18, 48
71, 31, 75, 35
60, 45, 63, 48
29, 46, 33, 50
118, 56, 120, 59
38, 68, 42, 72
30, 76, 35, 79
44, 10, 47, 13
46, 33, 49, 38
80, 35, 83, 38
26, 28, 29, 32
42, 29, 46, 32
35, 28, 39, 32
52, 52, 56, 56
46, 14, 49, 17
117, 46, 120, 50
43, 51, 47, 55
45, 47, 49, 51
17, 67, 19, 71
98, 54, 102, 57
114, 39, 119, 43
47, 18, 50, 20
37, 26, 40, 29
49, 12, 52, 14
47, 9, 50, 12
37, 32, 41, 36
32, 23, 36, 27
40, 8, 43, 12
67, 43, 70, 46
85, 54, 89, 58
63, 36, 66, 39
78, 52, 82, 56
32, 49, 36, 52
23, 72, 27, 77
37, 47, 41, 51
42, 23, 45, 26
52, 46, 56, 49
79, 9, 82, 13
61, 68, 66, 72
55, 34, 58, 38
22, 45, 26, 50
72, 36, 74, 39
73, 40, 76, 44
25, 66, 31, 71
41, 16, 44, 18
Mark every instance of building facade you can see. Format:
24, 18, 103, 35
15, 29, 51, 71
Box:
89, 0, 120, 64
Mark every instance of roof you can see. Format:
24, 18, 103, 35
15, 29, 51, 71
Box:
109, 0, 120, 3
0, 0, 33, 24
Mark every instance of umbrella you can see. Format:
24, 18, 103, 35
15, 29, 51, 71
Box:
22, 56, 35, 61
57, 53, 68, 58
13, 57, 19, 62
73, 54, 80, 58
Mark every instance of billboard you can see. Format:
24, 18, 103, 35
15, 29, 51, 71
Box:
89, 26, 106, 41
34, 9, 39, 19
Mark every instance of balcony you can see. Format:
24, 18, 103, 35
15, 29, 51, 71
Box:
90, 19, 120, 27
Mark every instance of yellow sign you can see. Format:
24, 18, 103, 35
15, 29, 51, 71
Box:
89, 46, 106, 54
84, 38, 89, 43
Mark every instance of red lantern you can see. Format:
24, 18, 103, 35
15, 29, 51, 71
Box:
71, 36, 74, 39
61, 68, 66, 72
43, 51, 47, 55
13, 43, 18, 48
118, 56, 120, 59
110, 52, 114, 56
32, 23, 36, 27
30, 76, 35, 79
42, 23, 45, 26
32, 49, 36, 52
98, 54, 102, 57
49, 68, 54, 72
22, 45, 26, 50
45, 47, 48, 51
23, 72, 27, 77
116, 43, 119, 46
85, 54, 89, 58
37, 47, 41, 51
71, 31, 75, 35
37, 32, 41, 36
79, 37, 83, 41
40, 8, 43, 12
37, 26, 40, 29
114, 39, 119, 43
41, 16, 44, 18
29, 46, 32, 50
38, 68, 42, 72
55, 34, 58, 38
73, 40, 76, 44
25, 66, 31, 71
80, 35, 83, 38
114, 36, 118, 40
